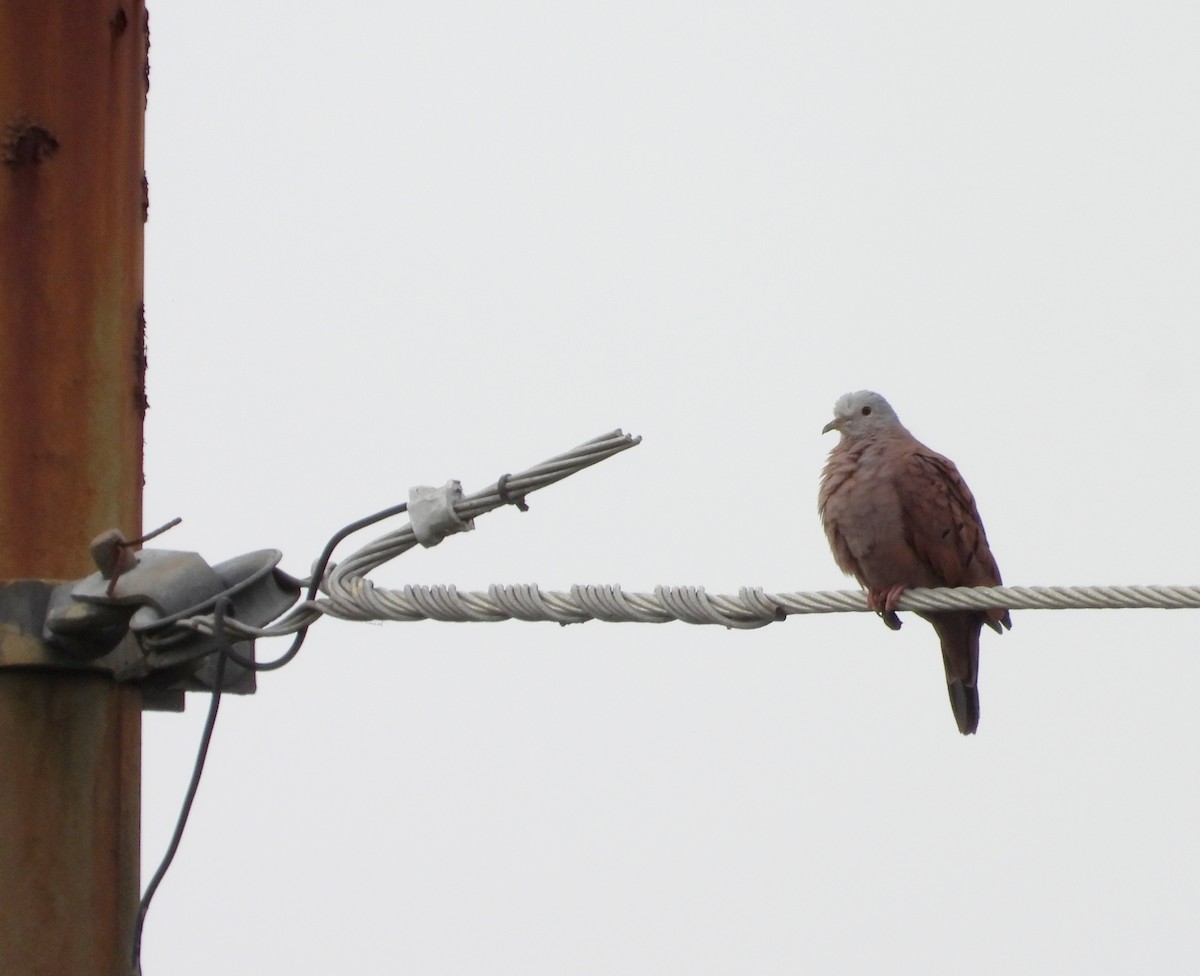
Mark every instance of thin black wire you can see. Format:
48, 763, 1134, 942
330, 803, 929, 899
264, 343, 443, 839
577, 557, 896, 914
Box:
132, 596, 232, 976
132, 502, 412, 972
222, 500, 409, 672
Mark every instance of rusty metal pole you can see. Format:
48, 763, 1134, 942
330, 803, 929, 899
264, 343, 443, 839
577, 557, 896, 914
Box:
0, 2, 148, 975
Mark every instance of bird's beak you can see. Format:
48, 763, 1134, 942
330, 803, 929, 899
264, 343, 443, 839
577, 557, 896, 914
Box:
822, 418, 841, 434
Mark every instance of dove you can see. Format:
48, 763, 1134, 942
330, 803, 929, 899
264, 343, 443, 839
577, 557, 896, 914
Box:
818, 391, 1011, 734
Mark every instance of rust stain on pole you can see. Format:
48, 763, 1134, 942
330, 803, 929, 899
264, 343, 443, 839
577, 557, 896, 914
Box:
0, 1, 148, 974
0, 674, 141, 972
0, 1, 146, 571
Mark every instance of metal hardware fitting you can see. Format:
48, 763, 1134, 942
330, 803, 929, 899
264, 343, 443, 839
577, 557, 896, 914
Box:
0, 531, 300, 710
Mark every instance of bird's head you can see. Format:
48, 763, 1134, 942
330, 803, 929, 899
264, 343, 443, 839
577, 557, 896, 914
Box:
822, 390, 903, 438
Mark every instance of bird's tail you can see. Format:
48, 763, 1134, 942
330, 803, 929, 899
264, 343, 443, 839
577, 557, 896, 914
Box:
946, 680, 980, 735
924, 612, 983, 736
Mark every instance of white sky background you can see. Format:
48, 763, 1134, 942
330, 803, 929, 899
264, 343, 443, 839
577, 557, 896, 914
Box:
139, 3, 1200, 973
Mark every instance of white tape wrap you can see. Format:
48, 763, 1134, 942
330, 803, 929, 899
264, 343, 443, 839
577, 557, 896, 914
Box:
408, 481, 475, 548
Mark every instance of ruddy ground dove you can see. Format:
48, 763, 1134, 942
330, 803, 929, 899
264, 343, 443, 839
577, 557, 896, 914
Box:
818, 391, 1011, 734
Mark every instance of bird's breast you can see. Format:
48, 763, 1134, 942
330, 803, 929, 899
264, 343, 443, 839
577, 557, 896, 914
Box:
820, 442, 921, 586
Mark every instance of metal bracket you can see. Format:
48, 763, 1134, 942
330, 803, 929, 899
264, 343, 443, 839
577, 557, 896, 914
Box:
0, 537, 301, 712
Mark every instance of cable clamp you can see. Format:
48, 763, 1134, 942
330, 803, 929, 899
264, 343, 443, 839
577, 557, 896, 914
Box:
408, 481, 475, 547
38, 534, 300, 707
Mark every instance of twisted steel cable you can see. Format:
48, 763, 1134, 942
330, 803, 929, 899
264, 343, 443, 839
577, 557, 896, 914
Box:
315, 582, 1200, 628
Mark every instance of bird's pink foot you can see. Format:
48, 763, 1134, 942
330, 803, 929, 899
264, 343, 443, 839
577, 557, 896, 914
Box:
867, 584, 907, 613
867, 585, 906, 631
882, 584, 906, 613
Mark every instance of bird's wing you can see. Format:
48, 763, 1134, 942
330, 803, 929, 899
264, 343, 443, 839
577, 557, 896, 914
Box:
896, 451, 1005, 591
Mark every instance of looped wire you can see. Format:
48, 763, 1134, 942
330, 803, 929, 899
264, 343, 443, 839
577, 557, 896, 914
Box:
496, 472, 530, 512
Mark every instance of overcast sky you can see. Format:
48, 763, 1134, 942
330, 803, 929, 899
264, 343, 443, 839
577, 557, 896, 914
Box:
139, 3, 1200, 973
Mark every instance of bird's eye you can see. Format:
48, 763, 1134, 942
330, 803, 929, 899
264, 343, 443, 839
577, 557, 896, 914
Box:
861, 406, 872, 416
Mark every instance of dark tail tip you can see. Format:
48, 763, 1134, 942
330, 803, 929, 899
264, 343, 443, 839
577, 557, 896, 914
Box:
948, 681, 979, 735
